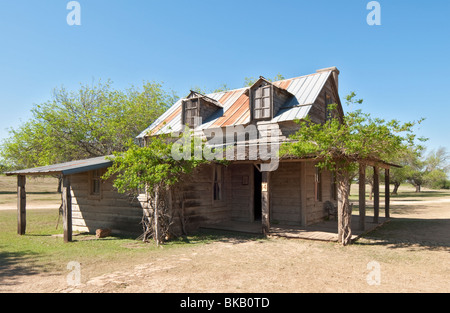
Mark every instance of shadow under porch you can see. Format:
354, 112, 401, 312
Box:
199, 214, 388, 242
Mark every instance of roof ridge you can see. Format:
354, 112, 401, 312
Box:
203, 70, 326, 98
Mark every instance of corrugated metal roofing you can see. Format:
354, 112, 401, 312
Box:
5, 156, 114, 176
137, 69, 332, 138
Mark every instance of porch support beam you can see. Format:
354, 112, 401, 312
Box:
261, 171, 270, 235
358, 163, 366, 231
17, 175, 26, 235
385, 168, 390, 218
373, 166, 380, 224
62, 175, 72, 243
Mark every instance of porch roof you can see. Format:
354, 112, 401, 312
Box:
5, 155, 114, 176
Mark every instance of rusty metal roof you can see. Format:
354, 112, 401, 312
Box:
137, 69, 333, 138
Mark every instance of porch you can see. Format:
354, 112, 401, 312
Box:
200, 215, 389, 243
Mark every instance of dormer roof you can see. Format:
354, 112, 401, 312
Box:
137, 67, 339, 138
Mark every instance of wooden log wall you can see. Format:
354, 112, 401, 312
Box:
228, 164, 253, 222
308, 76, 339, 124
302, 162, 337, 225
172, 164, 230, 234
70, 171, 143, 236
270, 162, 302, 225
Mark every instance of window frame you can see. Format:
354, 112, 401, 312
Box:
183, 98, 200, 128
253, 84, 272, 120
314, 167, 322, 202
213, 164, 224, 202
89, 169, 103, 199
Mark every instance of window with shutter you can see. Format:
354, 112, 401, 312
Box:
315, 167, 322, 202
89, 169, 102, 198
184, 98, 199, 128
213, 165, 223, 201
253, 85, 272, 120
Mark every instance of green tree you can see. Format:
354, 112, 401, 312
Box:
405, 151, 427, 192
0, 80, 176, 169
424, 169, 448, 189
280, 92, 423, 245
103, 130, 217, 245
390, 144, 425, 194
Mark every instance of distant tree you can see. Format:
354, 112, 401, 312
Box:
212, 83, 230, 93
407, 164, 426, 192
280, 92, 423, 245
0, 80, 177, 169
422, 146, 450, 189
389, 144, 426, 194
243, 74, 286, 87
425, 147, 450, 173
424, 169, 448, 189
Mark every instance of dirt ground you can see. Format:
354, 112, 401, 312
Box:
1, 179, 449, 293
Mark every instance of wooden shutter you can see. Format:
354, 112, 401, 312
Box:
213, 165, 223, 201
253, 85, 272, 119
184, 98, 199, 127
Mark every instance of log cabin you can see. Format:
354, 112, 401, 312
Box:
6, 67, 393, 242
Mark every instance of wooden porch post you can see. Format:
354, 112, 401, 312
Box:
385, 168, 390, 218
261, 171, 270, 235
17, 175, 26, 235
373, 166, 379, 224
62, 175, 72, 243
358, 163, 366, 231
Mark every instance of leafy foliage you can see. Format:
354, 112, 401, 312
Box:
0, 80, 176, 169
103, 130, 219, 245
103, 133, 211, 195
243, 74, 286, 87
280, 92, 423, 245
280, 92, 423, 173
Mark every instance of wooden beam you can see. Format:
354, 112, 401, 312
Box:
363, 159, 392, 170
261, 171, 270, 235
359, 164, 366, 231
385, 168, 390, 218
300, 163, 307, 227
62, 175, 72, 243
373, 166, 379, 224
17, 175, 26, 235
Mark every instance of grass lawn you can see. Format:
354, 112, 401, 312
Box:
0, 175, 61, 206
0, 208, 263, 281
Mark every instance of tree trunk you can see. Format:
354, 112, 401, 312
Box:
337, 172, 352, 246
415, 185, 421, 193
392, 183, 400, 195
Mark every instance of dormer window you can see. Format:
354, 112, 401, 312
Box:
183, 98, 200, 127
250, 77, 293, 122
182, 91, 222, 129
253, 84, 272, 119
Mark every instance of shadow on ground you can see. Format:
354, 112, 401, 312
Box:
358, 217, 450, 251
0, 248, 45, 288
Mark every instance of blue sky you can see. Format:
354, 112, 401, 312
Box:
0, 0, 449, 153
